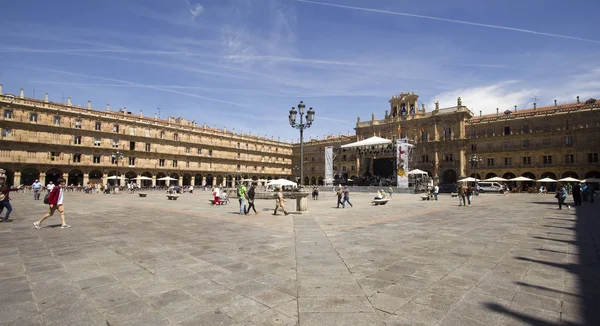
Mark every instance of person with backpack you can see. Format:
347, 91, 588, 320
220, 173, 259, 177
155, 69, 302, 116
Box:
34, 178, 71, 229
237, 182, 247, 215
341, 186, 353, 208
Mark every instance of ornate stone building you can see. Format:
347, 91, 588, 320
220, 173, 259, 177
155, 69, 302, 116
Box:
0, 86, 293, 187
291, 134, 356, 185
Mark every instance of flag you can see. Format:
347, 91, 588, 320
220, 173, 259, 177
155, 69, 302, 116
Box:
397, 125, 401, 135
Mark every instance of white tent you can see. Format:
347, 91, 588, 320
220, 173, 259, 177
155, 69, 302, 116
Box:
458, 177, 480, 182
483, 176, 508, 182
558, 177, 580, 182
536, 177, 557, 183
582, 177, 600, 183
106, 176, 126, 180
138, 176, 153, 180
407, 169, 429, 175
157, 176, 178, 181
509, 176, 534, 182
267, 178, 298, 188
341, 136, 392, 148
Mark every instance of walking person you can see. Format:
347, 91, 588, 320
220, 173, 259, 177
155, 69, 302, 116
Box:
433, 183, 439, 201
32, 179, 42, 200
33, 178, 71, 229
273, 187, 289, 216
572, 183, 582, 206
341, 186, 353, 208
388, 186, 394, 198
46, 181, 55, 193
0, 172, 22, 223
246, 184, 258, 215
336, 185, 344, 208
237, 182, 247, 215
458, 184, 466, 206
556, 184, 570, 210
466, 185, 473, 207
189, 185, 194, 194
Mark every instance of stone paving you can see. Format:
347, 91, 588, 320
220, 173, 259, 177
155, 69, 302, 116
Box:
1, 190, 599, 326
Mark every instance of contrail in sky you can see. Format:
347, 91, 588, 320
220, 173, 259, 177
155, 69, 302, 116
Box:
295, 0, 600, 44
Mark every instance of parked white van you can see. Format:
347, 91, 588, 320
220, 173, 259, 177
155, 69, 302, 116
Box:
477, 182, 503, 193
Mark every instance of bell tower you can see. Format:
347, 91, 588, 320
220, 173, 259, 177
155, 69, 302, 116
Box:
388, 92, 419, 119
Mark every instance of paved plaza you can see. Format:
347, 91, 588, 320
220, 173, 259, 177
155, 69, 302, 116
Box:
1, 190, 599, 326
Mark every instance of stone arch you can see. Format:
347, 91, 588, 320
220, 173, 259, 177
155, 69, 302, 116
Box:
226, 175, 233, 187
156, 172, 167, 186
169, 173, 179, 185
584, 171, 600, 178
441, 169, 457, 184
502, 172, 516, 180
304, 176, 309, 185
216, 175, 224, 186
522, 172, 536, 180
125, 171, 137, 181
206, 174, 214, 186
469, 173, 482, 180
45, 168, 63, 185
140, 171, 152, 187
485, 173, 497, 179
318, 176, 324, 185
540, 172, 557, 180
68, 169, 84, 186
89, 170, 103, 181
21, 167, 40, 185
183, 173, 192, 186
311, 176, 316, 185
0, 167, 15, 186
561, 171, 579, 179
194, 174, 203, 186
141, 171, 152, 178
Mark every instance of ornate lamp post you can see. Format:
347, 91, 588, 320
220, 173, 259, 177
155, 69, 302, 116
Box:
468, 154, 482, 178
111, 150, 125, 187
289, 101, 315, 186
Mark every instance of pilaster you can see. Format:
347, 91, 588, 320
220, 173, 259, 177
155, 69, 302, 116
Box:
83, 173, 89, 185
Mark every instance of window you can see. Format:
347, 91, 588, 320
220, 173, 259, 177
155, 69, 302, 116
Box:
93, 155, 101, 164
523, 156, 531, 165
523, 124, 530, 133
444, 153, 453, 161
173, 133, 179, 141
487, 158, 495, 167
53, 116, 61, 125
504, 157, 512, 167
236, 164, 241, 172
197, 147, 202, 155
588, 153, 599, 163
237, 142, 241, 149
112, 139, 119, 148
72, 153, 81, 162
352, 165, 356, 171
208, 150, 213, 157
471, 144, 477, 152
543, 155, 553, 164
342, 166, 347, 172
129, 157, 135, 166
129, 127, 135, 136
255, 165, 258, 171
3, 109, 13, 119
421, 155, 429, 163
94, 121, 101, 131
343, 155, 347, 161
94, 137, 101, 146
487, 128, 493, 137
111, 156, 118, 164
504, 126, 510, 136
565, 154, 574, 164
113, 124, 119, 133
75, 119, 82, 129
29, 113, 38, 122
542, 124, 550, 132
186, 147, 190, 154
159, 159, 165, 167
237, 153, 241, 159
129, 141, 135, 151
523, 139, 529, 148
565, 136, 573, 146
1, 128, 12, 137
160, 131, 165, 139
145, 143, 151, 152
50, 152, 60, 161
470, 130, 476, 138
172, 160, 177, 168
145, 129, 150, 137
504, 141, 511, 149
186, 161, 190, 168
74, 135, 82, 145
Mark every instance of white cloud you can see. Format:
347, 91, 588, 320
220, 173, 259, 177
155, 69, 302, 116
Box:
189, 3, 204, 19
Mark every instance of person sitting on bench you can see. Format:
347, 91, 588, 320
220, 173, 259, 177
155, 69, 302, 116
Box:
374, 190, 383, 200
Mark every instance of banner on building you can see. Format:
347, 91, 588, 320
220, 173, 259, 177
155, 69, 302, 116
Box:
325, 146, 334, 185
396, 140, 410, 189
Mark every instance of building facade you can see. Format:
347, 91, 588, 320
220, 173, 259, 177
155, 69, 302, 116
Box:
0, 86, 293, 187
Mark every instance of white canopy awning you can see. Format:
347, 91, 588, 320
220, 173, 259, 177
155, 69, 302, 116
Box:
407, 169, 429, 175
341, 136, 392, 149
458, 177, 480, 182
509, 176, 534, 182
138, 176, 153, 180
483, 177, 508, 182
267, 178, 298, 188
557, 177, 580, 182
536, 177, 557, 183
157, 176, 178, 181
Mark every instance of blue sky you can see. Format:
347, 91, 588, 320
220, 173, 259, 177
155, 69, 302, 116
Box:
1, 0, 599, 141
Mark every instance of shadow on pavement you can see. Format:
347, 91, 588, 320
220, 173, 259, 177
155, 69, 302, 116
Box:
485, 198, 600, 325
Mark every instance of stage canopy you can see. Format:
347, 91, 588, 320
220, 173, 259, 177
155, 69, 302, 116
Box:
408, 169, 428, 175
341, 136, 392, 149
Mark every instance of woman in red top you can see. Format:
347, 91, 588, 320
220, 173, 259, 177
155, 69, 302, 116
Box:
34, 178, 71, 229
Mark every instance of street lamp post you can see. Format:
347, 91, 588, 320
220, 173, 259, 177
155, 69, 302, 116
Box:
289, 101, 315, 187
111, 150, 125, 187
468, 154, 482, 178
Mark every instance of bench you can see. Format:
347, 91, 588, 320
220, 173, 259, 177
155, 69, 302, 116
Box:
371, 198, 390, 206
209, 199, 228, 205
450, 192, 458, 197
167, 195, 180, 200
138, 193, 147, 197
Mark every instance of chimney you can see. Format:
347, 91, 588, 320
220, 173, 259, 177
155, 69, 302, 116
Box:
479, 110, 482, 117
139, 110, 143, 117
106, 104, 110, 111
554, 99, 557, 106
67, 97, 71, 106
533, 102, 537, 110
0, 84, 2, 95
154, 113, 157, 120
496, 108, 499, 116
44, 92, 48, 102
87, 100, 91, 109
577, 96, 580, 103
123, 106, 127, 115
20, 88, 25, 98
514, 105, 517, 113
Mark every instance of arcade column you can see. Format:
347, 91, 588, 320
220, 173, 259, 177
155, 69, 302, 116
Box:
152, 176, 157, 187
14, 172, 21, 186
39, 174, 46, 186
202, 176, 207, 186
212, 177, 216, 187
83, 173, 89, 185
102, 176, 108, 186
433, 152, 440, 179
178, 176, 183, 186
232, 177, 236, 187
459, 148, 466, 177
190, 177, 195, 186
